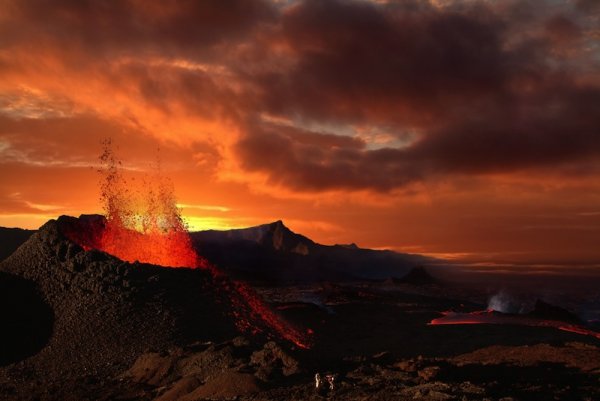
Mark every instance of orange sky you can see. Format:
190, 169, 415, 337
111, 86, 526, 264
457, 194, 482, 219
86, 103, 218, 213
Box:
1, 0, 599, 268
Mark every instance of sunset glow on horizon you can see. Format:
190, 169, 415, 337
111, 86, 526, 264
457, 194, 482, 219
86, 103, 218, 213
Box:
1, 0, 599, 269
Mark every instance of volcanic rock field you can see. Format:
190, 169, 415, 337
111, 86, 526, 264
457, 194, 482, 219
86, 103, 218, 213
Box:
1, 215, 599, 401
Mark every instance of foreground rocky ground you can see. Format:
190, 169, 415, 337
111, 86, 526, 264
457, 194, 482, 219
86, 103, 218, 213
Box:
4, 330, 598, 401
1, 216, 599, 400
115, 339, 600, 401
4, 335, 598, 400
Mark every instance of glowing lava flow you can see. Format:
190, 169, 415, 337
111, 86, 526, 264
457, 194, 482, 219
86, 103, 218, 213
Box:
429, 310, 600, 340
64, 141, 312, 349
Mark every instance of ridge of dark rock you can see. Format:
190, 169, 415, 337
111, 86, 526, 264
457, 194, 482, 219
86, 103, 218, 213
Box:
191, 223, 430, 283
392, 266, 438, 286
1, 216, 433, 285
529, 299, 582, 325
193, 220, 315, 255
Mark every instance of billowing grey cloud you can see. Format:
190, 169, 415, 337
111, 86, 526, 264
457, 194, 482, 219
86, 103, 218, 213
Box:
1, 0, 598, 192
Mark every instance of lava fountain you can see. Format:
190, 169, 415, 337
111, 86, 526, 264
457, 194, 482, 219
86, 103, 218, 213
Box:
63, 140, 311, 349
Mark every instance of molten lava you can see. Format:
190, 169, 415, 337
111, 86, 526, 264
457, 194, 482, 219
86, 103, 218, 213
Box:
100, 223, 199, 268
429, 310, 600, 340
64, 141, 311, 349
89, 140, 200, 268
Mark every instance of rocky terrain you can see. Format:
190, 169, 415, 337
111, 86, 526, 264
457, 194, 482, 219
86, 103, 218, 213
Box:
0, 216, 599, 400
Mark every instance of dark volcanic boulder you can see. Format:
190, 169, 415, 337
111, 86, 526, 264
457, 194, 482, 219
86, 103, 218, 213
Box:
391, 266, 438, 286
0, 216, 238, 386
529, 300, 582, 325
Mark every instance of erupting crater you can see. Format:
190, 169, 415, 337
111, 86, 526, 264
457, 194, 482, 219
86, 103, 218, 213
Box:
61, 141, 312, 349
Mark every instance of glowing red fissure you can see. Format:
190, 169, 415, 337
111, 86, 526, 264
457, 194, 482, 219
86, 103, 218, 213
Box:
65, 218, 312, 349
429, 310, 600, 340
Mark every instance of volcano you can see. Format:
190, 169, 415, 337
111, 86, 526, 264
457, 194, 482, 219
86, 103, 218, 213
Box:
0, 213, 318, 393
0, 216, 239, 377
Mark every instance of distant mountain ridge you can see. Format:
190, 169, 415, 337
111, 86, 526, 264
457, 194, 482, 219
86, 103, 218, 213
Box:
0, 227, 35, 261
191, 220, 432, 283
196, 220, 315, 256
0, 218, 433, 284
